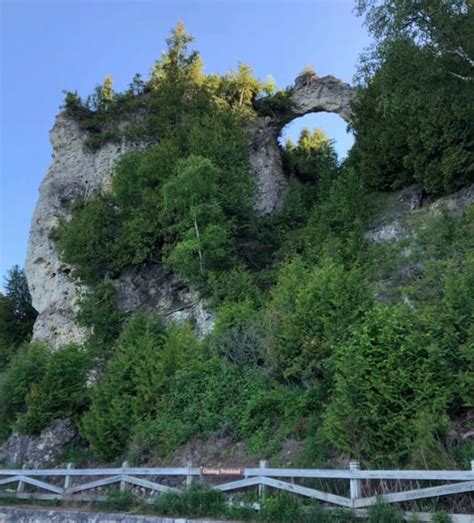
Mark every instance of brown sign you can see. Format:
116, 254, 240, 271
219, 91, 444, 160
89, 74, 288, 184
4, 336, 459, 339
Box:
201, 467, 244, 476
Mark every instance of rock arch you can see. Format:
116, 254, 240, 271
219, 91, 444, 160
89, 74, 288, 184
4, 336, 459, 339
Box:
249, 72, 355, 214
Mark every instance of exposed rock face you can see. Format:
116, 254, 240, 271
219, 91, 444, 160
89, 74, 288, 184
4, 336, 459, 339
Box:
114, 264, 215, 340
365, 186, 424, 244
25, 114, 129, 348
249, 74, 356, 214
0, 418, 76, 468
279, 73, 355, 127
25, 115, 214, 349
366, 183, 474, 244
366, 183, 474, 303
25, 73, 354, 347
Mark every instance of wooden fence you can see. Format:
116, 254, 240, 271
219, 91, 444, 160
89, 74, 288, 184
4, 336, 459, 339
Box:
1, 460, 473, 514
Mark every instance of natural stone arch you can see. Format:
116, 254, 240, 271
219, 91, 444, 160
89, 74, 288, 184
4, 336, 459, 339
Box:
248, 72, 355, 214
25, 70, 355, 348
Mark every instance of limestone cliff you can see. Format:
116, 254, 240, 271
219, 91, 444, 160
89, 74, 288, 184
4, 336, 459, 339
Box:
25, 115, 214, 349
25, 73, 355, 348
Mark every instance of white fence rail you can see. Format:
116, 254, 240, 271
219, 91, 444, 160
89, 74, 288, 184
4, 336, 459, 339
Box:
1, 460, 473, 512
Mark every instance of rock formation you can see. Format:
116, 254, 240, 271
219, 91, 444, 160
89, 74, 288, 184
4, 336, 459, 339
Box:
249, 73, 355, 213
25, 73, 355, 348
0, 418, 76, 468
25, 115, 215, 349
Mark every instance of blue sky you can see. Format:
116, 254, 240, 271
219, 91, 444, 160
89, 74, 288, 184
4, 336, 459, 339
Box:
0, 0, 370, 285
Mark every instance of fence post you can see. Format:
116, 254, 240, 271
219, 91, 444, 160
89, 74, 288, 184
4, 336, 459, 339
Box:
17, 464, 27, 495
258, 460, 268, 502
471, 460, 474, 472
349, 460, 361, 506
63, 463, 74, 495
120, 460, 129, 493
186, 461, 193, 489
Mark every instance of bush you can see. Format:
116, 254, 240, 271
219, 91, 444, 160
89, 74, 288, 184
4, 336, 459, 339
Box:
259, 492, 304, 522
366, 498, 403, 523
82, 315, 200, 461
17, 344, 91, 434
102, 488, 138, 512
0, 342, 49, 440
154, 484, 227, 518
323, 304, 453, 465
265, 255, 371, 390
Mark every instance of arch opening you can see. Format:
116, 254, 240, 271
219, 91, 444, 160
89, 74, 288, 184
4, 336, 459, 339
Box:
279, 111, 354, 161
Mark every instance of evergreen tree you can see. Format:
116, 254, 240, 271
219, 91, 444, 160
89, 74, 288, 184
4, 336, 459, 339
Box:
0, 266, 37, 369
152, 21, 203, 86
101, 75, 114, 107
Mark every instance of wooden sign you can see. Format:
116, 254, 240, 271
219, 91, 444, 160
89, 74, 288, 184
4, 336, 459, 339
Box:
201, 467, 244, 476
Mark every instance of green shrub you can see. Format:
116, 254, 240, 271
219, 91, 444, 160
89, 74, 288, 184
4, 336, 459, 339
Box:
265, 255, 371, 390
82, 315, 200, 460
102, 488, 138, 512
323, 304, 452, 465
366, 498, 403, 523
154, 484, 227, 518
0, 342, 49, 439
17, 344, 91, 435
259, 492, 303, 522
432, 511, 453, 523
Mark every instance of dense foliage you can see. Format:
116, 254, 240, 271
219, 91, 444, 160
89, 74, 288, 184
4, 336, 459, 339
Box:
2, 14, 472, 485
0, 343, 90, 440
0, 266, 37, 371
351, 38, 474, 194
352, 1, 474, 194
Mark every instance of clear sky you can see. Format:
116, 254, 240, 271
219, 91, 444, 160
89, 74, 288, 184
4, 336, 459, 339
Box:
0, 0, 370, 285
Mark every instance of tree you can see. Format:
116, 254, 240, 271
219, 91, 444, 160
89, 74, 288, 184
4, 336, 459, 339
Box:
129, 73, 145, 95
356, 0, 474, 81
55, 195, 125, 285
0, 266, 37, 369
282, 127, 339, 192
82, 315, 199, 461
0, 342, 48, 439
265, 256, 371, 391
221, 63, 275, 107
17, 344, 91, 435
351, 38, 474, 194
101, 75, 114, 107
152, 21, 204, 86
161, 155, 235, 281
323, 304, 452, 465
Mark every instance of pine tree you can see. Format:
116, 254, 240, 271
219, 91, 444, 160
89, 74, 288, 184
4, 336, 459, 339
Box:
101, 75, 114, 108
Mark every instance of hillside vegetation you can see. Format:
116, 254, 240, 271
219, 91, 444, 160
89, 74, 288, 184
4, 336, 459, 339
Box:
1, 2, 473, 477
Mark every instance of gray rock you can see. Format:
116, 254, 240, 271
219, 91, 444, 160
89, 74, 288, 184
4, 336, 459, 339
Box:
249, 74, 355, 214
366, 186, 424, 244
366, 184, 474, 245
430, 182, 474, 215
0, 419, 76, 468
114, 264, 214, 339
25, 114, 130, 349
